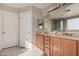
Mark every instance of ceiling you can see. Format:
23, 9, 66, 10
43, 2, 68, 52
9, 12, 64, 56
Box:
2, 3, 51, 10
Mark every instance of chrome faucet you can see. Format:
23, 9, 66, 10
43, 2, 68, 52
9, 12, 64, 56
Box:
62, 33, 72, 37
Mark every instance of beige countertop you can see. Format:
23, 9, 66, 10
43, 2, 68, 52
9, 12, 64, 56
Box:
36, 32, 79, 41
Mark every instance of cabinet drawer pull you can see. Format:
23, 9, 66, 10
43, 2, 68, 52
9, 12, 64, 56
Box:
45, 42, 49, 45
45, 40, 50, 42
45, 44, 50, 48
45, 39, 49, 41
45, 46, 50, 49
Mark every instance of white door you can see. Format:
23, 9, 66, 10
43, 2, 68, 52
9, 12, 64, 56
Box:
20, 11, 33, 48
0, 11, 3, 50
3, 11, 18, 48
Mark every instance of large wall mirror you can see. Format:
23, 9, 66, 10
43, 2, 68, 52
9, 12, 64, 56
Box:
37, 3, 79, 33
37, 17, 79, 32
43, 15, 51, 33
51, 19, 64, 32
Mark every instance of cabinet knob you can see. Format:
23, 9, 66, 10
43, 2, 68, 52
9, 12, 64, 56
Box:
2, 32, 5, 34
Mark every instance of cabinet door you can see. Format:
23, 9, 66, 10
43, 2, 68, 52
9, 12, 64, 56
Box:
52, 37, 61, 56
77, 41, 79, 56
0, 11, 3, 50
20, 11, 32, 48
61, 39, 77, 56
3, 11, 18, 48
36, 34, 40, 48
36, 34, 39, 47
36, 34, 43, 51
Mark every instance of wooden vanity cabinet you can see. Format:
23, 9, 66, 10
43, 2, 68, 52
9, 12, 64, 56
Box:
51, 37, 61, 56
36, 33, 78, 56
51, 37, 77, 56
61, 39, 77, 56
36, 34, 44, 51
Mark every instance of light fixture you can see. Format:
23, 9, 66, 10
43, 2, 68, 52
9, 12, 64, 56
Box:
66, 9, 71, 12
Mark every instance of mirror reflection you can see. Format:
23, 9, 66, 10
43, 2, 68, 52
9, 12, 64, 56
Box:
37, 3, 79, 33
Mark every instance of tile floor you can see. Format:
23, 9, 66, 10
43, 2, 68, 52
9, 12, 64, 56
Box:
19, 46, 43, 56
0, 47, 27, 56
0, 46, 43, 56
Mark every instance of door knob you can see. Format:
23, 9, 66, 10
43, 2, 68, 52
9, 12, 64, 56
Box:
2, 32, 5, 34
28, 32, 30, 33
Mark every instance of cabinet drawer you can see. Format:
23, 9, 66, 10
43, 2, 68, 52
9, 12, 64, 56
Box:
45, 40, 50, 45
44, 36, 50, 41
45, 44, 50, 49
44, 47, 50, 56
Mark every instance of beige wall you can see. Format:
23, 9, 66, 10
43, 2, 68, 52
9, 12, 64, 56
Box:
0, 4, 18, 13
32, 6, 43, 45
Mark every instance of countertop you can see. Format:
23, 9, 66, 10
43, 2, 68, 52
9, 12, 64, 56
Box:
36, 32, 79, 41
